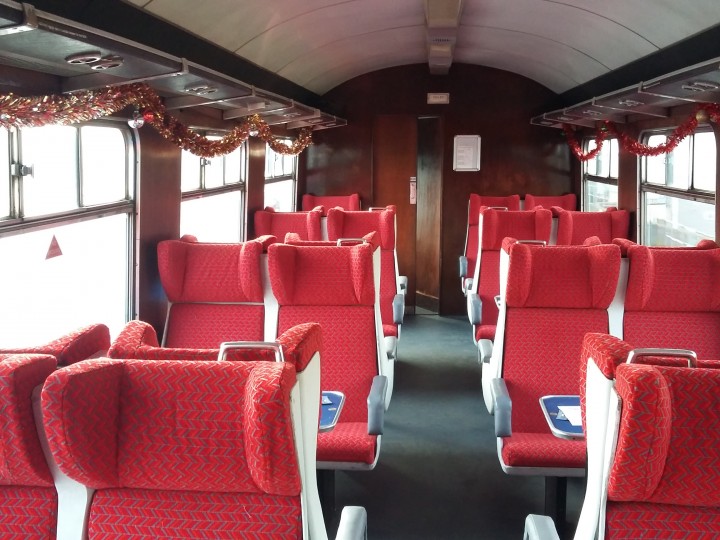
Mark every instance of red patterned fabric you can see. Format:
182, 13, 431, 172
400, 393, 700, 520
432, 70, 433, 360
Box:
254, 207, 323, 241
268, 242, 380, 466
523, 193, 576, 211
504, 309, 609, 433
554, 207, 630, 245
279, 308, 376, 423
501, 433, 586, 468
109, 321, 322, 373
0, 324, 111, 366
610, 364, 720, 506
43, 359, 300, 494
478, 250, 500, 328
302, 193, 361, 213
505, 243, 620, 309
625, 245, 720, 312
605, 502, 720, 539
0, 486, 57, 539
164, 304, 265, 347
317, 422, 377, 464
475, 324, 496, 342
479, 208, 552, 251
158, 239, 264, 303
269, 243, 375, 307
0, 354, 57, 487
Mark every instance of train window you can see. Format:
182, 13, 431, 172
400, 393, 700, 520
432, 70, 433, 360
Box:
582, 138, 618, 211
640, 128, 716, 246
0, 129, 9, 219
180, 137, 246, 242
264, 141, 297, 211
0, 122, 134, 347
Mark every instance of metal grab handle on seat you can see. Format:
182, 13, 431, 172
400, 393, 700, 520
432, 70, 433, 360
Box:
336, 237, 367, 246
217, 341, 285, 362
488, 206, 508, 211
515, 240, 547, 246
626, 348, 697, 368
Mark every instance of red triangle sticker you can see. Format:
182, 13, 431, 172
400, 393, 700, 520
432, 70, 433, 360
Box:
46, 235, 63, 259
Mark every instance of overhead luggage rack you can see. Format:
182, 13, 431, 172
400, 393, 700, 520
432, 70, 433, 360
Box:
0, 0, 346, 130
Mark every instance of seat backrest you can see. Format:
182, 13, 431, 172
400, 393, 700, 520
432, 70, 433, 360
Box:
554, 207, 630, 245
603, 362, 720, 538
268, 242, 379, 425
302, 193, 360, 213
0, 323, 110, 366
42, 357, 310, 539
622, 244, 720, 356
523, 193, 576, 211
471, 208, 552, 331
0, 353, 58, 538
254, 207, 323, 241
326, 207, 399, 331
463, 194, 522, 283
157, 238, 265, 347
502, 243, 620, 433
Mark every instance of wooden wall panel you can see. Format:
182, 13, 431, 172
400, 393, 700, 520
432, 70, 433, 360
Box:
303, 63, 571, 315
372, 115, 417, 309
416, 117, 443, 312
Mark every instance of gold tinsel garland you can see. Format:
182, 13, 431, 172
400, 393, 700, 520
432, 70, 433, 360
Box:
0, 83, 313, 158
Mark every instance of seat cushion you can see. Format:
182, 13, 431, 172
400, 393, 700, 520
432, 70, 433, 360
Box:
89, 488, 301, 539
317, 423, 377, 465
0, 486, 57, 538
501, 433, 586, 469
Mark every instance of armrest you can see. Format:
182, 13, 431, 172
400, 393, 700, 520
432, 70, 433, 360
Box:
383, 336, 397, 361
492, 378, 512, 437
477, 339, 493, 364
393, 293, 405, 324
459, 255, 468, 278
494, 295, 502, 309
368, 375, 387, 435
467, 293, 482, 325
523, 515, 560, 540
398, 275, 408, 292
335, 506, 368, 540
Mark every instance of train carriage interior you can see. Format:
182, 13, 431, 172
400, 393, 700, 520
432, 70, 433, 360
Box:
2, 0, 720, 538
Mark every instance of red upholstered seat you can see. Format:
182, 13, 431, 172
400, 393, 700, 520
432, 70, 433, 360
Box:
460, 194, 521, 295
267, 242, 386, 469
623, 243, 720, 354
157, 237, 266, 347
492, 242, 621, 518
0, 323, 110, 366
254, 206, 323, 241
523, 193, 576, 211
42, 358, 305, 538
302, 193, 361, 214
553, 207, 630, 245
326, 206, 404, 343
0, 353, 57, 538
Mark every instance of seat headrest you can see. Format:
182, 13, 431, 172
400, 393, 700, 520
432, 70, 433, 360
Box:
505, 243, 621, 308
158, 239, 264, 303
479, 208, 552, 250
524, 193, 577, 211
554, 208, 630, 244
0, 324, 111, 366
609, 363, 720, 506
254, 208, 323, 240
326, 208, 395, 250
468, 194, 521, 225
42, 359, 300, 496
625, 245, 720, 311
301, 193, 360, 213
284, 231, 380, 250
268, 243, 375, 306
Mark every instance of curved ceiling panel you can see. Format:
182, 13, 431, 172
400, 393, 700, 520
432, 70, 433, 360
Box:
127, 0, 720, 95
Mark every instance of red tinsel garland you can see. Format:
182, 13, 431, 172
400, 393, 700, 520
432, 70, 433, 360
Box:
563, 103, 720, 161
0, 83, 313, 158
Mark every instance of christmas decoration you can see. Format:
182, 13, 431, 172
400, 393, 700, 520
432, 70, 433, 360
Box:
0, 83, 313, 157
562, 103, 719, 161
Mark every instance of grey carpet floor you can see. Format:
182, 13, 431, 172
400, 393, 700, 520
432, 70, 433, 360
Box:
328, 314, 584, 540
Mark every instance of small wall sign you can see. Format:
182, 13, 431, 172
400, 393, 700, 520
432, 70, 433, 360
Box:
453, 135, 481, 171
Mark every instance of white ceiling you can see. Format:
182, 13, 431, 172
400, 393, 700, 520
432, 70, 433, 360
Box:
126, 0, 720, 95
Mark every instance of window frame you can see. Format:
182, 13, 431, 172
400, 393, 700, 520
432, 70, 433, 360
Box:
581, 137, 619, 211
639, 126, 716, 245
263, 140, 297, 211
